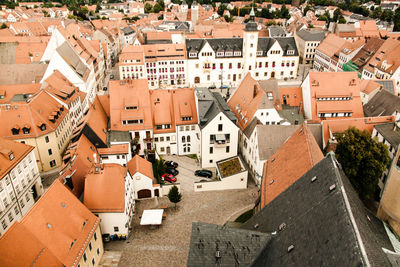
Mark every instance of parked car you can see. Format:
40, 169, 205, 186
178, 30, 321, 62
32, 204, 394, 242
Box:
161, 173, 177, 183
110, 74, 114, 79
165, 161, 178, 168
208, 85, 216, 89
166, 167, 179, 176
219, 85, 229, 90
103, 87, 107, 91
195, 169, 212, 178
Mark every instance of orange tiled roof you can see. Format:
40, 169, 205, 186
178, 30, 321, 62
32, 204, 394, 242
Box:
84, 163, 127, 213
0, 179, 100, 266
98, 144, 129, 155
172, 88, 198, 126
150, 89, 175, 133
0, 136, 34, 180
260, 124, 323, 208
127, 154, 154, 180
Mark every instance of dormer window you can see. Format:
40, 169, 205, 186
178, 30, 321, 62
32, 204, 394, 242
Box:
234, 51, 241, 56
11, 126, 20, 135
287, 50, 295, 55
22, 125, 30, 134
9, 152, 14, 161
267, 92, 273, 100
216, 52, 224, 57
189, 52, 197, 58
182, 116, 192, 121
225, 52, 233, 57
257, 51, 263, 56
39, 124, 46, 131
125, 106, 138, 110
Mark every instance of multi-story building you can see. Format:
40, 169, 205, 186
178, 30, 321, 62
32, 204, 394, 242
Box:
84, 163, 135, 238
294, 28, 325, 65
196, 88, 239, 168
0, 179, 104, 267
0, 90, 72, 172
301, 72, 364, 122
0, 137, 43, 236
361, 38, 400, 92
118, 44, 187, 89
186, 17, 299, 88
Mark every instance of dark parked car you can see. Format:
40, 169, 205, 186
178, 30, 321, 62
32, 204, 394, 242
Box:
161, 173, 177, 183
195, 169, 212, 178
110, 74, 115, 79
208, 85, 216, 89
219, 85, 229, 89
166, 167, 179, 176
165, 161, 178, 168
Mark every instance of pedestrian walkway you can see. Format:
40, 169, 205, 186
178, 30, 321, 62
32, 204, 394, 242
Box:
99, 251, 122, 267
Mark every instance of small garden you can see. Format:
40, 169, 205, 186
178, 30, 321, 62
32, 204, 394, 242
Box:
218, 157, 243, 177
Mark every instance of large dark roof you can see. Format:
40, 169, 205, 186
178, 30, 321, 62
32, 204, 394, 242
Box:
296, 29, 325, 42
187, 222, 271, 266
242, 153, 395, 266
374, 122, 400, 148
364, 89, 400, 117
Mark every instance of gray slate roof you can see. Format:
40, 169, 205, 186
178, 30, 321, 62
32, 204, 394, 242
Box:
242, 153, 395, 266
196, 88, 237, 129
376, 80, 395, 95
187, 222, 271, 267
364, 89, 400, 117
296, 29, 325, 42
268, 26, 286, 37
57, 41, 89, 79
374, 122, 400, 148
257, 37, 299, 57
122, 27, 135, 35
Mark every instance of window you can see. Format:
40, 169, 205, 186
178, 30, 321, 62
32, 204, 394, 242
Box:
45, 136, 49, 143
89, 242, 92, 251
20, 199, 24, 208
209, 147, 213, 154
160, 137, 164, 142
155, 137, 159, 142
8, 213, 13, 222
48, 149, 52, 156
182, 136, 185, 143
166, 136, 170, 141
218, 124, 223, 131
83, 253, 87, 262
14, 206, 19, 215
209, 160, 213, 163
226, 146, 230, 153
25, 193, 30, 202
1, 220, 6, 230
97, 248, 100, 255
187, 136, 191, 142
114, 226, 119, 232
161, 147, 165, 152
49, 160, 56, 168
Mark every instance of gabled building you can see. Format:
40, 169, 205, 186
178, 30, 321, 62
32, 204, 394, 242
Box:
196, 88, 239, 168
0, 179, 104, 267
364, 89, 400, 118
0, 137, 43, 236
301, 72, 364, 122
84, 163, 135, 237
294, 28, 325, 64
127, 155, 160, 199
228, 73, 285, 131
186, 16, 299, 88
257, 124, 323, 211
0, 89, 72, 172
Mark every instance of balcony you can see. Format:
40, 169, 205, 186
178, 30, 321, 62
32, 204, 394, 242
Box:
214, 134, 230, 147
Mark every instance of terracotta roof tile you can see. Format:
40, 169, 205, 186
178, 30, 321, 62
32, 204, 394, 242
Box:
260, 124, 324, 208
127, 154, 154, 180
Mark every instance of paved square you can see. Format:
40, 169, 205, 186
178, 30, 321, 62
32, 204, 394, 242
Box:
104, 155, 258, 266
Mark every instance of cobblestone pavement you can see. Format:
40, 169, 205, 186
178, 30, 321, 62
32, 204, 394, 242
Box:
104, 175, 259, 267
161, 155, 216, 193
40, 167, 61, 190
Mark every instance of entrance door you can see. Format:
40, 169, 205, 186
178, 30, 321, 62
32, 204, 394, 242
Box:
155, 189, 159, 197
271, 71, 275, 78
194, 77, 200, 84
137, 189, 152, 199
233, 74, 236, 81
167, 147, 171, 154
283, 95, 287, 105
31, 184, 38, 200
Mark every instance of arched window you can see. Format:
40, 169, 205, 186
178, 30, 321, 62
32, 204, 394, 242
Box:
187, 135, 191, 142
182, 136, 186, 143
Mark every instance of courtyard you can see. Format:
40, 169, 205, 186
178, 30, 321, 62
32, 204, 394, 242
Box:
103, 155, 258, 266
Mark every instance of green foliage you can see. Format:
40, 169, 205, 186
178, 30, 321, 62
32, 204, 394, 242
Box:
153, 3, 163, 13
152, 157, 166, 183
167, 185, 182, 208
303, 5, 312, 16
335, 127, 390, 200
217, 4, 227, 16
144, 2, 152, 13
0, 23, 7, 29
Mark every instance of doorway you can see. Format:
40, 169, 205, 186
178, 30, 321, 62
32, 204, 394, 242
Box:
194, 77, 200, 84
271, 71, 275, 78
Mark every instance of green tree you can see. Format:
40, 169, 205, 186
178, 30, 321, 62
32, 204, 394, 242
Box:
153, 3, 163, 13
217, 4, 227, 16
0, 23, 7, 29
332, 8, 341, 22
157, 0, 165, 10
167, 185, 182, 209
280, 4, 290, 19
371, 6, 382, 19
335, 127, 390, 200
145, 2, 152, 13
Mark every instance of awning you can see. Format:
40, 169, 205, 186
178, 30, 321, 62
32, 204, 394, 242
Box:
140, 209, 164, 226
